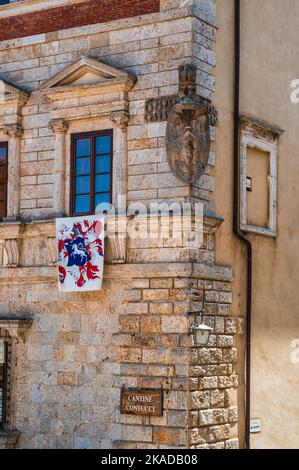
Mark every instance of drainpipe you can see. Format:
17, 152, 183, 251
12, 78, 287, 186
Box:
233, 0, 252, 449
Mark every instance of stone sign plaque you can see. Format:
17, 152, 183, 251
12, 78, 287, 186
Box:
121, 388, 163, 417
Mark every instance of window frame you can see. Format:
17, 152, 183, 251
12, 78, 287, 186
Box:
240, 132, 277, 237
70, 130, 113, 217
0, 339, 8, 428
0, 142, 8, 222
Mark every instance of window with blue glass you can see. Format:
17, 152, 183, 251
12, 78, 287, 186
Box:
71, 131, 113, 215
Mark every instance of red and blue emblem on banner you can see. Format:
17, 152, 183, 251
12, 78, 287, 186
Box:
56, 216, 105, 292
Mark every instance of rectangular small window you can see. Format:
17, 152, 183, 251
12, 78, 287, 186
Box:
0, 340, 8, 427
239, 116, 283, 237
71, 131, 113, 216
0, 143, 8, 221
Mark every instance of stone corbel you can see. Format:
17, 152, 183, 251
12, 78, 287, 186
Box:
3, 124, 24, 221
203, 214, 224, 235
0, 318, 33, 344
3, 239, 21, 267
49, 119, 69, 217
0, 222, 22, 267
46, 237, 57, 266
106, 215, 127, 264
108, 234, 127, 264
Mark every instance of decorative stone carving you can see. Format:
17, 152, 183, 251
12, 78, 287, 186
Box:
108, 234, 127, 264
110, 111, 130, 132
49, 118, 68, 135
145, 95, 218, 126
3, 239, 20, 267
0, 318, 33, 344
145, 64, 218, 127
179, 63, 197, 96
240, 115, 285, 142
165, 64, 211, 184
3, 124, 24, 138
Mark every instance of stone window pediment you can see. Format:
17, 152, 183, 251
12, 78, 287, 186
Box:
0, 79, 29, 127
0, 80, 29, 105
38, 56, 137, 102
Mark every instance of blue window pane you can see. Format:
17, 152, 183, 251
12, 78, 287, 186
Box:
95, 174, 110, 192
0, 148, 7, 163
95, 193, 111, 210
95, 136, 111, 154
76, 176, 90, 194
76, 139, 91, 157
76, 157, 90, 175
95, 155, 111, 173
75, 195, 90, 213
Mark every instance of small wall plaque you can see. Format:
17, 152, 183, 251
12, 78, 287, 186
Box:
250, 418, 262, 433
121, 387, 163, 417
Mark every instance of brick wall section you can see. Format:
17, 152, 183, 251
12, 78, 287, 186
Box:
0, 0, 160, 42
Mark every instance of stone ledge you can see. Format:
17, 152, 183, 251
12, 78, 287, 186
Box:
0, 262, 232, 284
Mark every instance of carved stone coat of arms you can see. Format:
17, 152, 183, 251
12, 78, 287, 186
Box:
166, 97, 210, 185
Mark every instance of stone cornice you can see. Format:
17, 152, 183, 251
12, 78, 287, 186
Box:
0, 262, 232, 285
240, 115, 285, 140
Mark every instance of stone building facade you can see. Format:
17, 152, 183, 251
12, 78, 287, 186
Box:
0, 0, 297, 451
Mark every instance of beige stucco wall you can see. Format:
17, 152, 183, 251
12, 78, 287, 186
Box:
215, 0, 299, 449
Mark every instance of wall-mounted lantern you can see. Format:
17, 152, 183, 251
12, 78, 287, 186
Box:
190, 287, 213, 347
191, 322, 212, 346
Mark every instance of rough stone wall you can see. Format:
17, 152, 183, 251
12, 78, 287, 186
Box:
189, 279, 239, 449
114, 241, 239, 449
0, 0, 240, 449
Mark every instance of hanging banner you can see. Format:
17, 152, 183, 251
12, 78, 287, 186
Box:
56, 215, 105, 292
